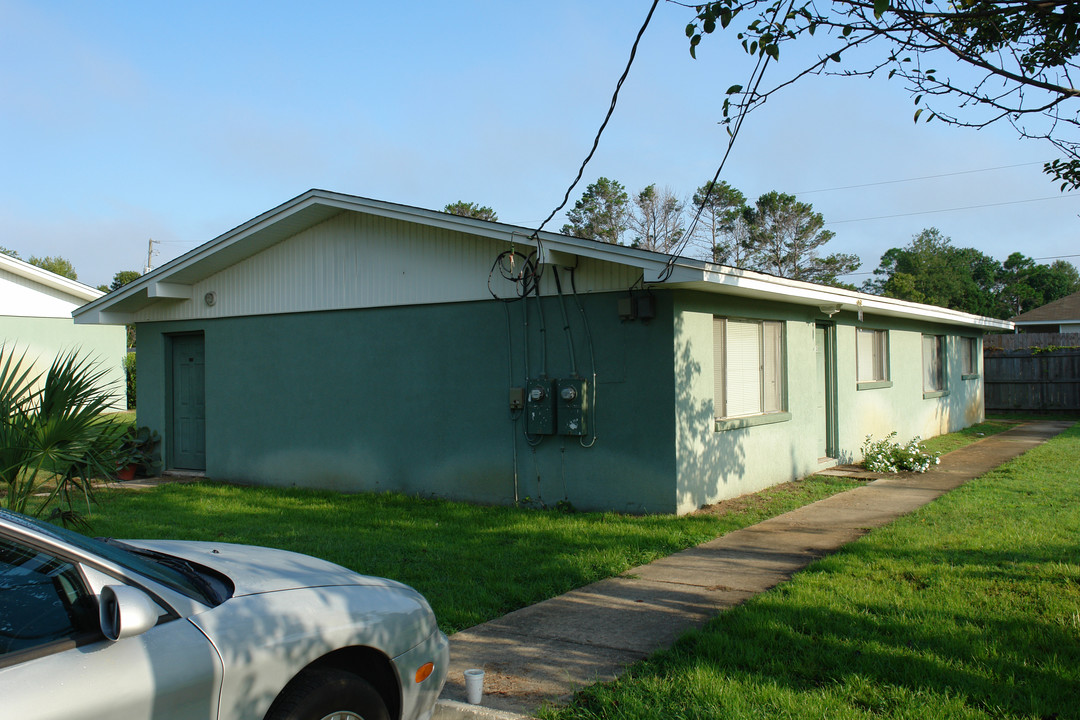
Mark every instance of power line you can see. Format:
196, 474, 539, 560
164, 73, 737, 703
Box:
826, 194, 1079, 225
794, 162, 1044, 195
1032, 253, 1080, 261
840, 253, 1080, 277
658, 0, 794, 280
532, 0, 660, 237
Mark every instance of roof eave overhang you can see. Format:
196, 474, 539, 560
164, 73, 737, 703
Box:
655, 260, 1014, 331
0, 254, 103, 305
72, 189, 1012, 332
73, 189, 676, 324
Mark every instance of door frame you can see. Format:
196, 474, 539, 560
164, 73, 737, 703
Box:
816, 322, 839, 460
164, 332, 206, 471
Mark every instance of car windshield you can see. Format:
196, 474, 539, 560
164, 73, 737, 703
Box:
0, 510, 224, 607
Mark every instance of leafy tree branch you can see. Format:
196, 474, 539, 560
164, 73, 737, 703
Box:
685, 0, 1080, 187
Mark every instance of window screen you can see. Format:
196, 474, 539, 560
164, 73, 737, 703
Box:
960, 337, 978, 375
857, 329, 888, 382
922, 335, 945, 392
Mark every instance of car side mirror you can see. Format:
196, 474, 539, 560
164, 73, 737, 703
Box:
99, 585, 160, 641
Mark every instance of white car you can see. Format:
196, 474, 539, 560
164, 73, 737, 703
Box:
0, 508, 448, 720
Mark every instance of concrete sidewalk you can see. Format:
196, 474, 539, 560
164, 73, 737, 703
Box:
433, 420, 1074, 719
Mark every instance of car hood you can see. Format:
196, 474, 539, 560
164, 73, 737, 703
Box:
125, 539, 411, 597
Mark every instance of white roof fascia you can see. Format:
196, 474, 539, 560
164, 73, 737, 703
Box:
72, 189, 1011, 332
656, 257, 1013, 331
74, 189, 670, 323
0, 252, 103, 304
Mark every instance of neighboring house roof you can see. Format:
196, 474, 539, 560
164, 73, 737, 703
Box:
0, 252, 104, 319
1009, 290, 1080, 326
73, 189, 1013, 331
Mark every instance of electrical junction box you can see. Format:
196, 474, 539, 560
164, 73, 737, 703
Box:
508, 387, 525, 411
525, 378, 556, 435
556, 378, 587, 436
635, 293, 656, 321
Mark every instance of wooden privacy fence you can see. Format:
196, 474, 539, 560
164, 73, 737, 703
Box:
984, 347, 1080, 412
984, 332, 1080, 351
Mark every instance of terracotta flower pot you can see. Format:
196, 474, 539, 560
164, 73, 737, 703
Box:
116, 463, 138, 481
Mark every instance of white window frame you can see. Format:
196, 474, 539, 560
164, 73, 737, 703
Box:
856, 328, 890, 386
922, 334, 947, 396
713, 317, 786, 420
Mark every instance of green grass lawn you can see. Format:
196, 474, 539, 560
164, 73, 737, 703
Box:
87, 475, 861, 632
918, 418, 1016, 455
542, 423, 1080, 720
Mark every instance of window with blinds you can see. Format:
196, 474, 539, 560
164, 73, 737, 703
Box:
856, 328, 888, 383
713, 317, 785, 418
922, 334, 945, 392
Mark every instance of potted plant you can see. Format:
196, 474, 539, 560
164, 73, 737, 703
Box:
115, 426, 161, 481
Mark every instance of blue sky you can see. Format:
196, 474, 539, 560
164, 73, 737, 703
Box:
2, 0, 1076, 289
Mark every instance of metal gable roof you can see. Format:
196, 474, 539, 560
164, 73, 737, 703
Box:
73, 188, 1012, 331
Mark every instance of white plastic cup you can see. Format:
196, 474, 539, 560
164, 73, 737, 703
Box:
464, 668, 485, 705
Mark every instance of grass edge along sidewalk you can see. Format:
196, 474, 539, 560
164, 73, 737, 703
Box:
539, 422, 1080, 720
89, 472, 860, 634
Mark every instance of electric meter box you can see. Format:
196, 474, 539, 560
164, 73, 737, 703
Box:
556, 378, 587, 436
526, 378, 556, 435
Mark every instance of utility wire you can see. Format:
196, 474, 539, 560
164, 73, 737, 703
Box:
531, 0, 660, 239
826, 193, 1078, 225
841, 252, 1080, 277
794, 162, 1044, 195
657, 0, 795, 282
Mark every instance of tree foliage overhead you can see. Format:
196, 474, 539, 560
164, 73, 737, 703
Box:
864, 227, 1079, 316
685, 1, 1080, 188
444, 201, 499, 222
628, 184, 688, 252
744, 191, 860, 285
692, 180, 753, 266
561, 177, 631, 244
109, 270, 142, 292
998, 251, 1080, 315
561, 177, 858, 287
28, 255, 78, 281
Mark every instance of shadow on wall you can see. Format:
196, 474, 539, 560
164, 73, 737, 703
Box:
931, 339, 983, 435
673, 315, 747, 512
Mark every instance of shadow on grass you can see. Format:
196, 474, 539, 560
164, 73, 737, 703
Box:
562, 534, 1079, 719
86, 479, 857, 633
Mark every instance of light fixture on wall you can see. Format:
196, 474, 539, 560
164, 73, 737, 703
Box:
204, 291, 217, 307
819, 303, 842, 318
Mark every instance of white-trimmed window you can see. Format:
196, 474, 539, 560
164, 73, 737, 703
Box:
922, 334, 946, 393
856, 328, 889, 383
713, 318, 785, 418
960, 336, 979, 376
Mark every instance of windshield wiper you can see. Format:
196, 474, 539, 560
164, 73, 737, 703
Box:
99, 539, 230, 605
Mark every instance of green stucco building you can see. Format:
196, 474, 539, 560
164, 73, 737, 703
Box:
1, 252, 126, 410
75, 190, 1010, 514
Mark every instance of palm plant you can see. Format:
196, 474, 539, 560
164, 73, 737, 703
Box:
0, 346, 125, 527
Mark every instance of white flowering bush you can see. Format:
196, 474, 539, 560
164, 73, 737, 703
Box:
861, 432, 940, 473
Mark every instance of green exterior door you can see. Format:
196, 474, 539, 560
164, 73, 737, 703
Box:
814, 324, 837, 460
170, 334, 206, 470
